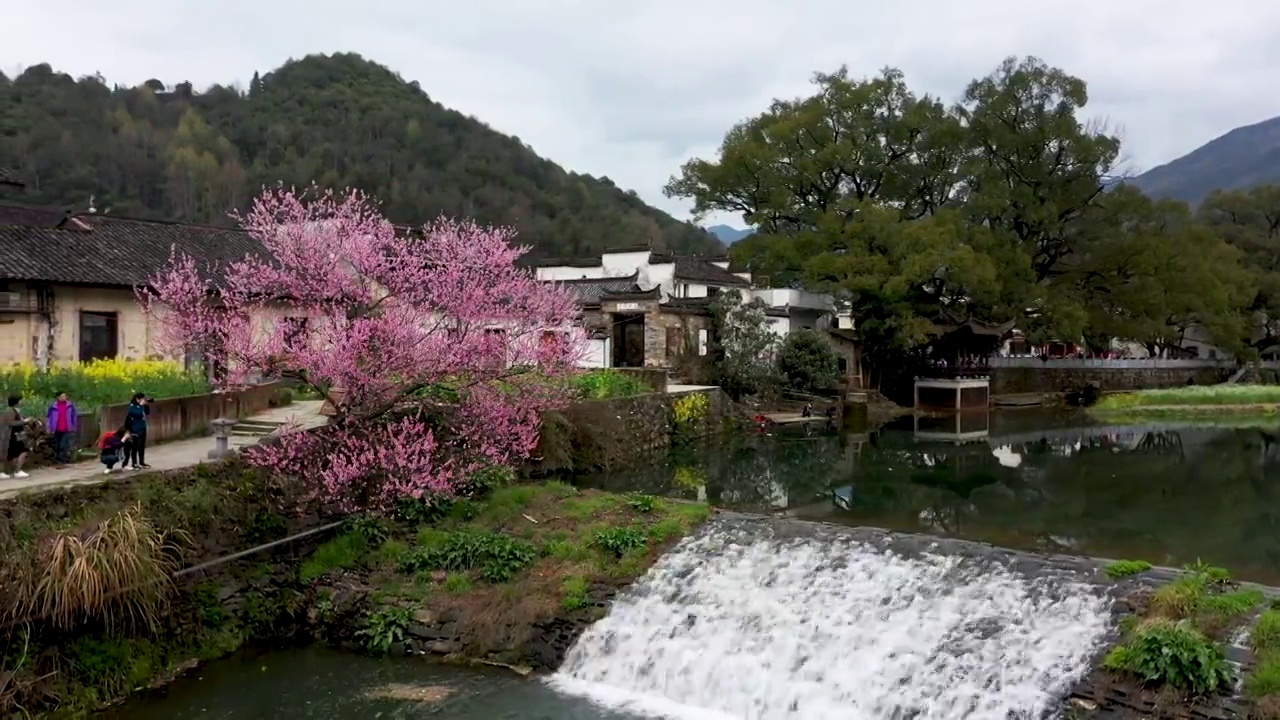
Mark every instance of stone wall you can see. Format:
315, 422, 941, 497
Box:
991, 366, 1231, 395
644, 312, 712, 368
529, 387, 733, 475
612, 367, 669, 392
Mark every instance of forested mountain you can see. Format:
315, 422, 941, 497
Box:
0, 53, 723, 259
1129, 116, 1280, 205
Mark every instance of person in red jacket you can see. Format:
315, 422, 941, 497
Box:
97, 427, 132, 474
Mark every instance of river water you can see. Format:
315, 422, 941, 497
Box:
116, 408, 1280, 718
109, 645, 649, 718
584, 408, 1280, 585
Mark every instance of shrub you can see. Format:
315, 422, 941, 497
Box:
593, 526, 647, 557
626, 493, 658, 513
776, 328, 841, 392
398, 530, 536, 583
357, 607, 413, 654
672, 392, 710, 435
1103, 620, 1232, 695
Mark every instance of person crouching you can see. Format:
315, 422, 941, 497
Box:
98, 427, 131, 474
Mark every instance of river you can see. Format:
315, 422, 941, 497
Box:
109, 645, 646, 718
582, 408, 1280, 585
115, 408, 1280, 718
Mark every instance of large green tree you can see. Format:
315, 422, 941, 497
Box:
666, 56, 1256, 381
1197, 185, 1280, 349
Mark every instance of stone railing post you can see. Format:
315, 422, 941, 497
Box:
208, 418, 238, 460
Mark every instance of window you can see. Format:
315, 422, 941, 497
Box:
281, 316, 309, 347
706, 287, 720, 298
698, 328, 709, 356
666, 327, 684, 358
78, 311, 119, 362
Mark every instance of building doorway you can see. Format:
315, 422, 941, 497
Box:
78, 311, 119, 361
612, 313, 645, 367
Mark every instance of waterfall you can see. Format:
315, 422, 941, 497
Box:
548, 517, 1111, 720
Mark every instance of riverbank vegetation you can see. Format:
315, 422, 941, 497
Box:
0, 460, 309, 716
1096, 558, 1280, 716
0, 456, 711, 716
303, 479, 710, 667
1092, 385, 1280, 420
0, 359, 210, 412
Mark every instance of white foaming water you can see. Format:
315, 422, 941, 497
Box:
547, 520, 1112, 720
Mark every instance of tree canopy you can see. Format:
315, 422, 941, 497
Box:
665, 56, 1265, 380
0, 53, 723, 260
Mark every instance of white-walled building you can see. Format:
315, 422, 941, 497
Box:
526, 247, 846, 370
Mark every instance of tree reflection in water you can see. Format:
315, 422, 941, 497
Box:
576, 411, 1280, 584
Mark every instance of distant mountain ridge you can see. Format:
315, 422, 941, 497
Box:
707, 224, 753, 244
0, 53, 725, 259
1128, 115, 1280, 205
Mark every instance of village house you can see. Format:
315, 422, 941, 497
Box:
527, 247, 854, 374
0, 202, 263, 367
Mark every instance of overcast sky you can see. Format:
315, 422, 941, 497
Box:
7, 1, 1280, 228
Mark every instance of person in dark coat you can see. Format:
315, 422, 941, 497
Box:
1, 395, 29, 479
124, 392, 151, 470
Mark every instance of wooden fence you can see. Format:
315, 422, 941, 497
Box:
73, 382, 288, 448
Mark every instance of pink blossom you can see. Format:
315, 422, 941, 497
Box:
140, 186, 584, 508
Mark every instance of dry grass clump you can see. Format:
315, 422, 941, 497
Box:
2, 503, 187, 633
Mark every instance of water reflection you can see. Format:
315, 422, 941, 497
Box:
579, 410, 1280, 584
109, 646, 642, 719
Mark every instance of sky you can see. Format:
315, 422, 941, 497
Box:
7, 1, 1280, 229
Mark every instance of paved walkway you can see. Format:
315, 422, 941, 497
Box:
0, 400, 328, 500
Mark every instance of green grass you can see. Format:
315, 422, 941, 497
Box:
1253, 609, 1280, 654
1104, 559, 1153, 579
1249, 609, 1280, 703
561, 576, 589, 611
571, 370, 650, 399
1104, 563, 1264, 696
1095, 384, 1280, 411
299, 532, 369, 583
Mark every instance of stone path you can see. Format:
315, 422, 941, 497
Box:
0, 400, 328, 500
667, 384, 718, 393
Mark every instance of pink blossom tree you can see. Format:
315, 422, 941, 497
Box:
139, 187, 585, 509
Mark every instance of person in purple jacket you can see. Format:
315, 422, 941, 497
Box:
46, 391, 80, 467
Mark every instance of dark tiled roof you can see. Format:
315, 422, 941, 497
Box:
661, 296, 717, 316
0, 167, 24, 187
552, 273, 641, 304
929, 319, 1018, 337
600, 287, 661, 302
0, 206, 265, 287
648, 253, 750, 287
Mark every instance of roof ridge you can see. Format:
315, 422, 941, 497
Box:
80, 213, 250, 233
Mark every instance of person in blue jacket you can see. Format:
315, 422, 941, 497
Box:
124, 392, 151, 470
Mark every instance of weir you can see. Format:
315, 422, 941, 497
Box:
548, 516, 1114, 720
